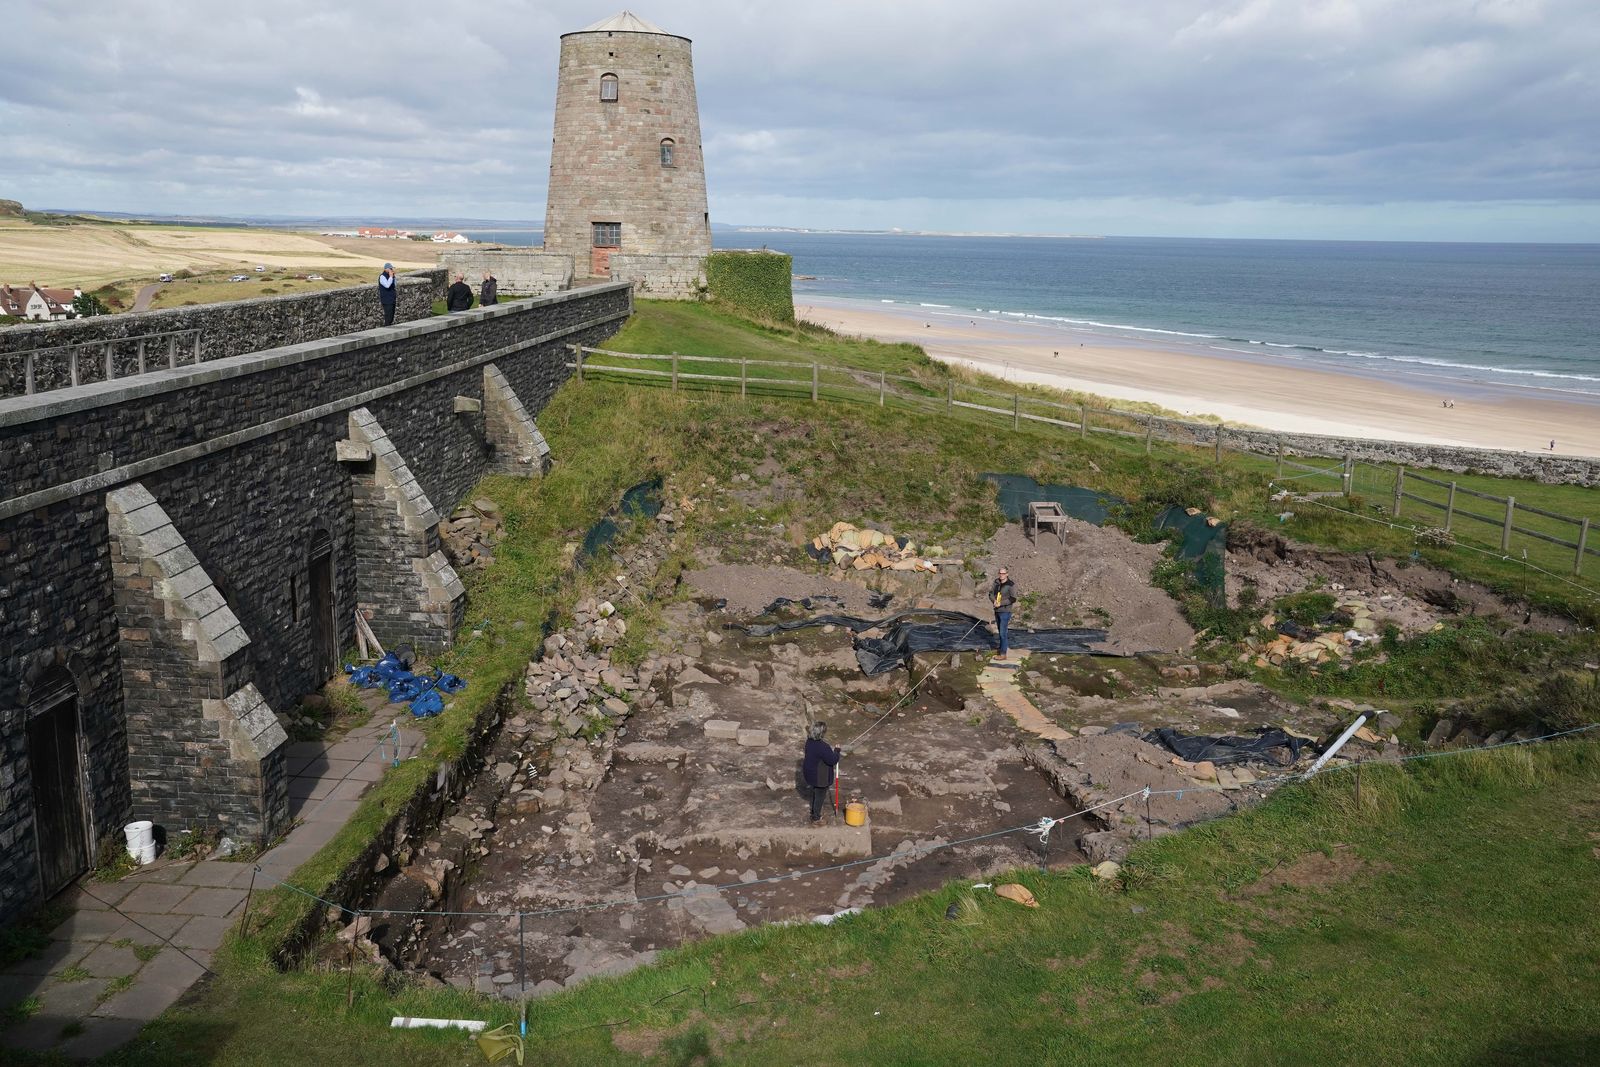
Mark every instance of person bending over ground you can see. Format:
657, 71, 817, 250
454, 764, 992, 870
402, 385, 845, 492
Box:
445, 273, 474, 312
803, 722, 845, 823
989, 566, 1017, 660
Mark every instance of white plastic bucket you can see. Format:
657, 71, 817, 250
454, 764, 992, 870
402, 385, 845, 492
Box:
124, 821, 155, 865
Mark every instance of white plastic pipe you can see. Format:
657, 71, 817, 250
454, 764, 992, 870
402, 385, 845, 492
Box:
1306, 714, 1369, 777
389, 1017, 486, 1032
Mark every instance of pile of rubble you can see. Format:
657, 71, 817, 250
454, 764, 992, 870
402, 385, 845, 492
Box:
1241, 593, 1389, 668
810, 521, 952, 572
521, 625, 659, 743
439, 497, 506, 572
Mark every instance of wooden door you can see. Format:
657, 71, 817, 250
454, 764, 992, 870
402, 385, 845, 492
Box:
591, 247, 612, 278
28, 697, 90, 896
310, 552, 336, 682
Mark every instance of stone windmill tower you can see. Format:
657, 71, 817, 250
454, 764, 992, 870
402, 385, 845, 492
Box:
543, 11, 712, 294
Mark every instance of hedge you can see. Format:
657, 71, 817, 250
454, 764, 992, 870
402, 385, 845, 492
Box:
705, 250, 795, 323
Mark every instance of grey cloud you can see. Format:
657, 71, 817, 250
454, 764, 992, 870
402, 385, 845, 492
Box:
1, 0, 1597, 236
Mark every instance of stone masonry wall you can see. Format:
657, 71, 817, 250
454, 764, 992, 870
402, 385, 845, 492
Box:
1150, 420, 1600, 488
438, 250, 574, 294
544, 27, 711, 274
609, 253, 706, 299
0, 283, 630, 922
0, 268, 447, 398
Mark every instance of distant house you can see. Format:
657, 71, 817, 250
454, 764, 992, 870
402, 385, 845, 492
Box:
357, 227, 403, 239
0, 283, 80, 321
431, 231, 469, 243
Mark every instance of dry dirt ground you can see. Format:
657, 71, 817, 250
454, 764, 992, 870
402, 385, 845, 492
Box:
380, 518, 1343, 997
1225, 524, 1572, 634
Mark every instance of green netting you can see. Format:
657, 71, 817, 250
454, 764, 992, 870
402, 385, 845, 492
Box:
981, 473, 1226, 601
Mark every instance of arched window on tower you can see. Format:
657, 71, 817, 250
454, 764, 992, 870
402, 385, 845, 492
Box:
599, 73, 618, 102
660, 138, 675, 167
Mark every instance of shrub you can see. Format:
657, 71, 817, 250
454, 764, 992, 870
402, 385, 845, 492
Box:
705, 250, 794, 323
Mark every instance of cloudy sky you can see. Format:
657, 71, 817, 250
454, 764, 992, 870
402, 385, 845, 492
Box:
3, 0, 1598, 240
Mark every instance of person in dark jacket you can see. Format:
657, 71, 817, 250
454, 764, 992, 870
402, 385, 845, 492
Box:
377, 263, 398, 325
480, 271, 498, 307
802, 721, 845, 823
445, 273, 474, 312
989, 566, 1017, 660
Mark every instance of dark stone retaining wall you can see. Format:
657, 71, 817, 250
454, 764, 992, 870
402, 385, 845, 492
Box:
0, 268, 448, 397
0, 283, 630, 924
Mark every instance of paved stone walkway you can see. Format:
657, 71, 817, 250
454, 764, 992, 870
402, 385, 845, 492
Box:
977, 650, 1076, 743
0, 717, 421, 1060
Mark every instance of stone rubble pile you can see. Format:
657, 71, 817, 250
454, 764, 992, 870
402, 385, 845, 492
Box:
1241, 592, 1392, 668
810, 520, 950, 572
438, 497, 506, 572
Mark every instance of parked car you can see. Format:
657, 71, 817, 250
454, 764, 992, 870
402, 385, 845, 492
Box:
254, 265, 267, 272
229, 275, 248, 282
158, 273, 173, 283
305, 274, 323, 281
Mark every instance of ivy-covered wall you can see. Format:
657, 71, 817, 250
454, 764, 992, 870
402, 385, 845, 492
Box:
705, 250, 795, 323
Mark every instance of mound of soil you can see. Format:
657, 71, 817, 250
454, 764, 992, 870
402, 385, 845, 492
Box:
977, 522, 1196, 654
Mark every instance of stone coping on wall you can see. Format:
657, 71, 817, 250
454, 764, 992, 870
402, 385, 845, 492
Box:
0, 282, 633, 430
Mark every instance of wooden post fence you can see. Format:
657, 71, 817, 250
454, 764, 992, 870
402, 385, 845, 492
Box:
1342, 455, 1354, 495
1392, 466, 1405, 517
1444, 481, 1457, 531
811, 362, 819, 402
1502, 496, 1515, 552
1144, 418, 1153, 455
1578, 518, 1591, 575
1079, 404, 1087, 438
576, 346, 586, 381
878, 370, 886, 406
1012, 393, 1020, 430
740, 358, 747, 398
1214, 423, 1224, 464
1275, 443, 1284, 478
670, 353, 679, 391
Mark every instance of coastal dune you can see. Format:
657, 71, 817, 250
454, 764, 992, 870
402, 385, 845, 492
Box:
798, 298, 1600, 459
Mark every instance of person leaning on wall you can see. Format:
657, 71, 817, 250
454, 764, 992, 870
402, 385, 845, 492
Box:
480, 271, 498, 307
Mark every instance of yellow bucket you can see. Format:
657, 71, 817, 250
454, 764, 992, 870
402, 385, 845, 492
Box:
843, 802, 868, 827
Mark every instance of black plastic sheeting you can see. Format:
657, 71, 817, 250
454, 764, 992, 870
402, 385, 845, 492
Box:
1142, 727, 1309, 767
732, 609, 1117, 677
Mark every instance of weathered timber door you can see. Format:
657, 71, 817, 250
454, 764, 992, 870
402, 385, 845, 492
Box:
590, 247, 613, 278
309, 551, 337, 682
28, 694, 90, 896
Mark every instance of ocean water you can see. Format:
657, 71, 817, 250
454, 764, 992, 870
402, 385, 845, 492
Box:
780, 233, 1600, 399
469, 229, 1600, 398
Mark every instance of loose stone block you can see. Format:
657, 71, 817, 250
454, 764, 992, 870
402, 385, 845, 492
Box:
703, 719, 741, 741
736, 729, 770, 748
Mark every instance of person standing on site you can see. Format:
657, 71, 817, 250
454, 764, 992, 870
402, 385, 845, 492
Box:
446, 273, 474, 312
802, 722, 845, 824
377, 263, 399, 326
480, 271, 499, 307
989, 566, 1017, 661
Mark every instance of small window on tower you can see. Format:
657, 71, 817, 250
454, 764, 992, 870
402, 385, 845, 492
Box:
592, 222, 621, 248
660, 138, 675, 167
599, 73, 618, 102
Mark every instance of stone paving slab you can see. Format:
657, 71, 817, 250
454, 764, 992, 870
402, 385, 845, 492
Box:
326, 777, 373, 802
120, 883, 196, 915
288, 776, 335, 801
173, 915, 234, 952
0, 971, 46, 1007
67, 878, 140, 908
177, 860, 257, 889
55, 1017, 148, 1060
110, 913, 188, 946
78, 943, 142, 979
299, 798, 362, 824
120, 862, 192, 885
91, 950, 208, 1021
172, 887, 245, 918
44, 910, 125, 944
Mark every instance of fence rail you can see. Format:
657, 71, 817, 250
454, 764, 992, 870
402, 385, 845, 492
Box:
570, 345, 1599, 578
4, 329, 204, 397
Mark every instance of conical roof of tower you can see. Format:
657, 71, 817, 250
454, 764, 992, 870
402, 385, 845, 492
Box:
576, 11, 671, 35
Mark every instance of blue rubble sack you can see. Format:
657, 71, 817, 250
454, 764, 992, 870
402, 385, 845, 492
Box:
409, 689, 445, 718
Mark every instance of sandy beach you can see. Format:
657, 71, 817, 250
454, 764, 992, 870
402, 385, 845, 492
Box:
798, 297, 1600, 458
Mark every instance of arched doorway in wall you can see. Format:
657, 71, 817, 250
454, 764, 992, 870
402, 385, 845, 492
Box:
25, 666, 91, 896
307, 527, 338, 683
